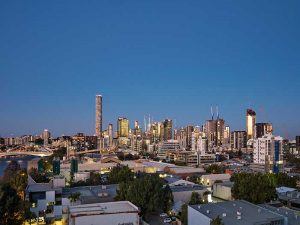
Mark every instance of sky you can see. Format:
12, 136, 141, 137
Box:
0, 1, 300, 138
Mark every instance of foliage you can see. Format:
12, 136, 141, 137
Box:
205, 164, 225, 174
276, 173, 297, 188
115, 173, 165, 216
174, 161, 187, 166
180, 204, 188, 225
34, 138, 44, 145
187, 175, 199, 184
68, 192, 81, 203
0, 184, 25, 225
9, 169, 27, 200
29, 168, 50, 183
162, 185, 174, 213
189, 192, 203, 205
108, 165, 134, 184
210, 216, 224, 225
2, 160, 21, 181
231, 173, 277, 204
49, 147, 67, 161
117, 153, 140, 161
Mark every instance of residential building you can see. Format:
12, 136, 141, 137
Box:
255, 123, 273, 138
231, 131, 247, 150
253, 134, 284, 173
246, 109, 256, 140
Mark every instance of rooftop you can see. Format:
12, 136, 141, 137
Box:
170, 184, 206, 193
189, 200, 285, 225
69, 201, 139, 216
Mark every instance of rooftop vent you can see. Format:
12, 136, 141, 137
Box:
206, 210, 210, 214
198, 206, 201, 209
222, 213, 226, 217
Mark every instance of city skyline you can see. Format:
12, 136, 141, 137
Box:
1, 1, 300, 137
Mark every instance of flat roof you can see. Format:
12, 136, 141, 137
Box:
170, 184, 206, 193
69, 201, 139, 217
189, 200, 284, 225
260, 204, 300, 225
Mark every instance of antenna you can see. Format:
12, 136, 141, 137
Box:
216, 106, 219, 119
211, 106, 214, 120
144, 115, 147, 132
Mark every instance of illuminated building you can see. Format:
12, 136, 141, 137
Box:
246, 109, 256, 140
117, 117, 129, 138
205, 119, 225, 147
42, 129, 50, 146
253, 134, 283, 173
108, 124, 113, 147
186, 125, 194, 150
230, 131, 247, 150
223, 126, 230, 145
95, 95, 103, 149
163, 119, 173, 141
255, 123, 273, 138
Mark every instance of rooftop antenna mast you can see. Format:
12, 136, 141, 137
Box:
216, 106, 219, 120
211, 106, 214, 120
144, 115, 147, 133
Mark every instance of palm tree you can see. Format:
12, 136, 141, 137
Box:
211, 216, 224, 225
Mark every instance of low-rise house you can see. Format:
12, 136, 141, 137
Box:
212, 181, 234, 201
200, 173, 231, 187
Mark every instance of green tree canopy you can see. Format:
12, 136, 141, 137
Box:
180, 204, 188, 225
231, 173, 276, 204
115, 173, 164, 217
162, 184, 174, 213
0, 184, 25, 225
205, 164, 225, 174
211, 216, 225, 225
189, 192, 203, 205
108, 165, 134, 184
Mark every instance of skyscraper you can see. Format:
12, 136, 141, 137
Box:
108, 124, 113, 147
42, 129, 50, 147
255, 123, 273, 138
246, 109, 256, 140
163, 119, 173, 141
205, 118, 225, 147
117, 117, 129, 138
230, 131, 247, 150
95, 95, 102, 149
186, 125, 194, 150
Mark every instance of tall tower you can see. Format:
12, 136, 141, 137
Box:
108, 123, 113, 147
246, 109, 256, 140
95, 95, 103, 150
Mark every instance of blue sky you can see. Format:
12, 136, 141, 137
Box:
0, 1, 300, 138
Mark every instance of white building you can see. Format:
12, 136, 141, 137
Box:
253, 134, 283, 173
68, 201, 140, 225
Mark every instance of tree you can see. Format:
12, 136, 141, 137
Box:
205, 164, 225, 174
115, 174, 164, 217
187, 175, 199, 184
2, 160, 21, 182
9, 169, 27, 200
162, 185, 173, 213
276, 173, 297, 188
231, 173, 276, 204
108, 165, 134, 184
29, 168, 50, 183
189, 192, 202, 205
210, 216, 224, 225
180, 204, 188, 225
0, 184, 25, 225
68, 192, 81, 205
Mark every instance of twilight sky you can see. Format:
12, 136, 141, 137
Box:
0, 1, 300, 138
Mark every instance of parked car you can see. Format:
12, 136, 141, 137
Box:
163, 217, 172, 223
160, 213, 168, 217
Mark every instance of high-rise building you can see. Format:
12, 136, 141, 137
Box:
253, 134, 283, 173
223, 126, 230, 145
246, 109, 256, 140
192, 126, 207, 154
230, 131, 247, 150
42, 129, 50, 146
205, 119, 225, 147
108, 124, 113, 147
296, 136, 300, 154
255, 123, 273, 138
95, 95, 103, 149
117, 117, 129, 138
186, 125, 194, 150
163, 119, 172, 141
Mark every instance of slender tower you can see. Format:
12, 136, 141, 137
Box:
95, 95, 102, 150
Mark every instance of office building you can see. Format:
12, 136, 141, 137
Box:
95, 95, 103, 149
163, 119, 173, 141
246, 109, 256, 140
231, 131, 247, 150
42, 129, 50, 146
117, 117, 129, 138
108, 124, 113, 147
205, 118, 225, 147
223, 126, 230, 145
186, 125, 194, 150
255, 123, 273, 138
253, 134, 283, 173
188, 200, 299, 225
